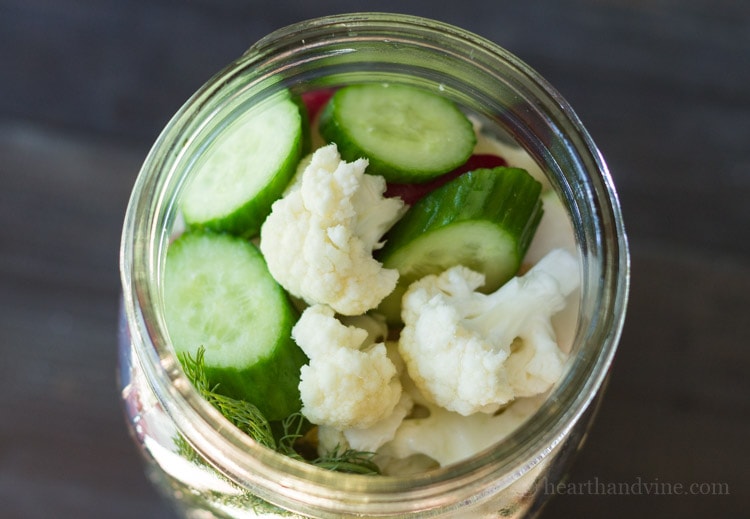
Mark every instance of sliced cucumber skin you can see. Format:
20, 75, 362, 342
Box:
318, 84, 476, 183
377, 167, 543, 323
165, 231, 307, 421
203, 345, 307, 422
182, 93, 305, 239
193, 149, 298, 239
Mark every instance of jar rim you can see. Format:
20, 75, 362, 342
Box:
120, 11, 629, 514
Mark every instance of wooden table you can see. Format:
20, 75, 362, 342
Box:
2, 1, 747, 517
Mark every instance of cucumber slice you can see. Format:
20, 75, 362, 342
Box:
377, 167, 543, 323
181, 90, 304, 238
164, 231, 307, 421
318, 83, 476, 183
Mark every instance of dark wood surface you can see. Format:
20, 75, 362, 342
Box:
1, 1, 748, 517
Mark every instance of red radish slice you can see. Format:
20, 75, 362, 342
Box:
385, 154, 508, 205
301, 89, 335, 121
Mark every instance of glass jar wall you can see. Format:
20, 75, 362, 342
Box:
119, 13, 629, 518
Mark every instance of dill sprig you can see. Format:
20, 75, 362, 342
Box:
178, 346, 380, 475
179, 347, 276, 449
312, 446, 381, 475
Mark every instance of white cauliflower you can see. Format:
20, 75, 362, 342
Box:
292, 305, 402, 430
380, 395, 546, 467
399, 248, 579, 416
316, 341, 414, 454
260, 144, 406, 315
318, 391, 415, 455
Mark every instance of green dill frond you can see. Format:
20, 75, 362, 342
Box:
178, 347, 382, 475
179, 346, 276, 450
207, 391, 277, 449
276, 412, 307, 459
313, 446, 381, 475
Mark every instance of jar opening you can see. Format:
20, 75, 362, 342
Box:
120, 12, 629, 515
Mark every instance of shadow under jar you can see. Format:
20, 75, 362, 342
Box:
118, 12, 629, 519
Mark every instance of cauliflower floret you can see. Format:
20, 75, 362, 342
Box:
335, 340, 412, 453
317, 341, 414, 454
379, 395, 546, 467
399, 248, 579, 416
292, 305, 402, 430
260, 144, 406, 315
318, 391, 415, 455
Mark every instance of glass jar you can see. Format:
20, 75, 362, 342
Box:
119, 12, 629, 519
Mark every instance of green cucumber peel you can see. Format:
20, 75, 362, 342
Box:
377, 167, 544, 323
164, 231, 307, 421
181, 90, 305, 238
